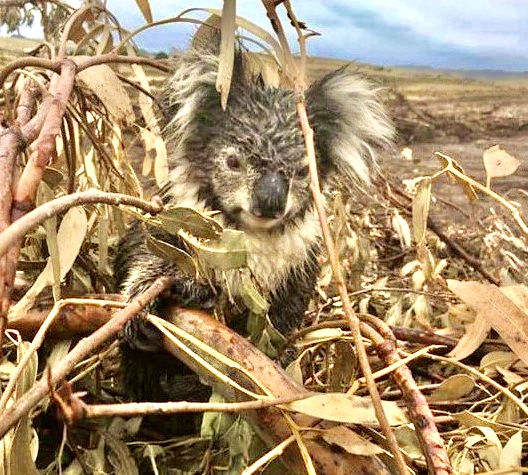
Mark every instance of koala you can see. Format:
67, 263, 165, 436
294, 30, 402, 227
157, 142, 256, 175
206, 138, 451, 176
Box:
115, 41, 393, 433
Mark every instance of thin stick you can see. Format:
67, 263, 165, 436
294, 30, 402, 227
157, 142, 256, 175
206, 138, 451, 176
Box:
78, 395, 307, 419
295, 101, 410, 475
0, 191, 163, 257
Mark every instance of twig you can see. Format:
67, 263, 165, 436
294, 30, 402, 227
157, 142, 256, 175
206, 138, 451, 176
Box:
0, 276, 173, 440
0, 57, 60, 89
242, 435, 296, 475
0, 191, 163, 258
362, 317, 452, 474
75, 395, 307, 421
75, 54, 171, 74
435, 152, 528, 235
295, 101, 410, 474
427, 217, 500, 285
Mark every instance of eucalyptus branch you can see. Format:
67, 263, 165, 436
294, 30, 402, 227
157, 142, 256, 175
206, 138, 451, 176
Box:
111, 11, 205, 54
295, 101, 410, 475
57, 4, 105, 59
262, 2, 411, 473
435, 152, 528, 234
75, 53, 171, 74
0, 191, 163, 258
0, 57, 59, 89
0, 277, 173, 440
74, 395, 306, 421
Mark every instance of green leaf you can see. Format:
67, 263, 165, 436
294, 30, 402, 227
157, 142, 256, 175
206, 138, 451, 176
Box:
157, 207, 222, 239
145, 233, 197, 277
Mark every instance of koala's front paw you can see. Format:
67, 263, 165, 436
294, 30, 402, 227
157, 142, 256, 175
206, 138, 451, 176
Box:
162, 278, 218, 310
122, 313, 163, 353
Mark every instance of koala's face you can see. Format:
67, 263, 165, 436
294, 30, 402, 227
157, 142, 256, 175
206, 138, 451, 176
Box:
209, 87, 312, 231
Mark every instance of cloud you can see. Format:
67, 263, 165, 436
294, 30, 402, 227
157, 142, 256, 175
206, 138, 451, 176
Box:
294, 0, 527, 70
5, 1, 527, 71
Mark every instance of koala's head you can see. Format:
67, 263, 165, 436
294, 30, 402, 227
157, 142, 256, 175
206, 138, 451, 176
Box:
162, 48, 394, 232
203, 83, 311, 230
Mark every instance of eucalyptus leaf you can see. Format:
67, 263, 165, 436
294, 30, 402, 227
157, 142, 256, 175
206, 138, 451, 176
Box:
146, 233, 197, 277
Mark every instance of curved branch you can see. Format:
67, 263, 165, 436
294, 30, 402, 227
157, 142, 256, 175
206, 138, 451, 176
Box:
0, 57, 59, 90
0, 190, 163, 257
76, 54, 171, 74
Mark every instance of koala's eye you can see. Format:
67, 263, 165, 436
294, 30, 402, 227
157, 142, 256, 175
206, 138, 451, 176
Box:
226, 155, 241, 170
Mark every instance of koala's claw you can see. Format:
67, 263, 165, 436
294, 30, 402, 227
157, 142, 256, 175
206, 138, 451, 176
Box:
162, 279, 218, 310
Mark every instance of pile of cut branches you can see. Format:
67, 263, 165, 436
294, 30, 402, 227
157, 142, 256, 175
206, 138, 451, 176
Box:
0, 2, 527, 475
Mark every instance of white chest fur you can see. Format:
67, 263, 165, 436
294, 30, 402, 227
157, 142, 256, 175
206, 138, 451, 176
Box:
243, 209, 320, 295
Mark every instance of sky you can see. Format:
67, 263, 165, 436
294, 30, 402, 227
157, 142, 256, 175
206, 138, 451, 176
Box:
11, 1, 528, 71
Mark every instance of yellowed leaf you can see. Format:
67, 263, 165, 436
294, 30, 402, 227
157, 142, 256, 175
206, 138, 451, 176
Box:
483, 145, 520, 188
287, 393, 408, 426
446, 305, 490, 361
499, 430, 522, 474
76, 60, 135, 124
447, 280, 528, 366
134, 0, 153, 23
428, 374, 475, 402
322, 426, 384, 456
412, 177, 431, 246
216, 0, 237, 110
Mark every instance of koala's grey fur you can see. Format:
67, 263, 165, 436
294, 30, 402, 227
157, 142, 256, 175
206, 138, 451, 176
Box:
115, 42, 393, 432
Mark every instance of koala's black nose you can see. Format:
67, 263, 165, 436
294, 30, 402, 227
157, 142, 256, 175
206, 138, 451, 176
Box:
251, 172, 289, 219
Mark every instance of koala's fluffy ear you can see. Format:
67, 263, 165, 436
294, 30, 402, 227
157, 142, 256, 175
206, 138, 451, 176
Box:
306, 68, 394, 185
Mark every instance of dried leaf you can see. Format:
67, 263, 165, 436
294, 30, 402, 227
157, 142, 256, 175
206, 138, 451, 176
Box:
287, 393, 408, 426
446, 303, 490, 361
146, 233, 197, 277
480, 351, 519, 373
11, 207, 88, 315
94, 25, 114, 55
322, 426, 384, 456
9, 342, 39, 475
216, 0, 236, 110
400, 147, 413, 161
391, 210, 411, 248
76, 59, 135, 124
499, 430, 522, 474
447, 280, 528, 366
455, 411, 521, 433
499, 284, 528, 314
472, 426, 501, 468
412, 177, 431, 245
134, 0, 153, 23
428, 374, 475, 402
66, 8, 95, 42
483, 145, 520, 188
